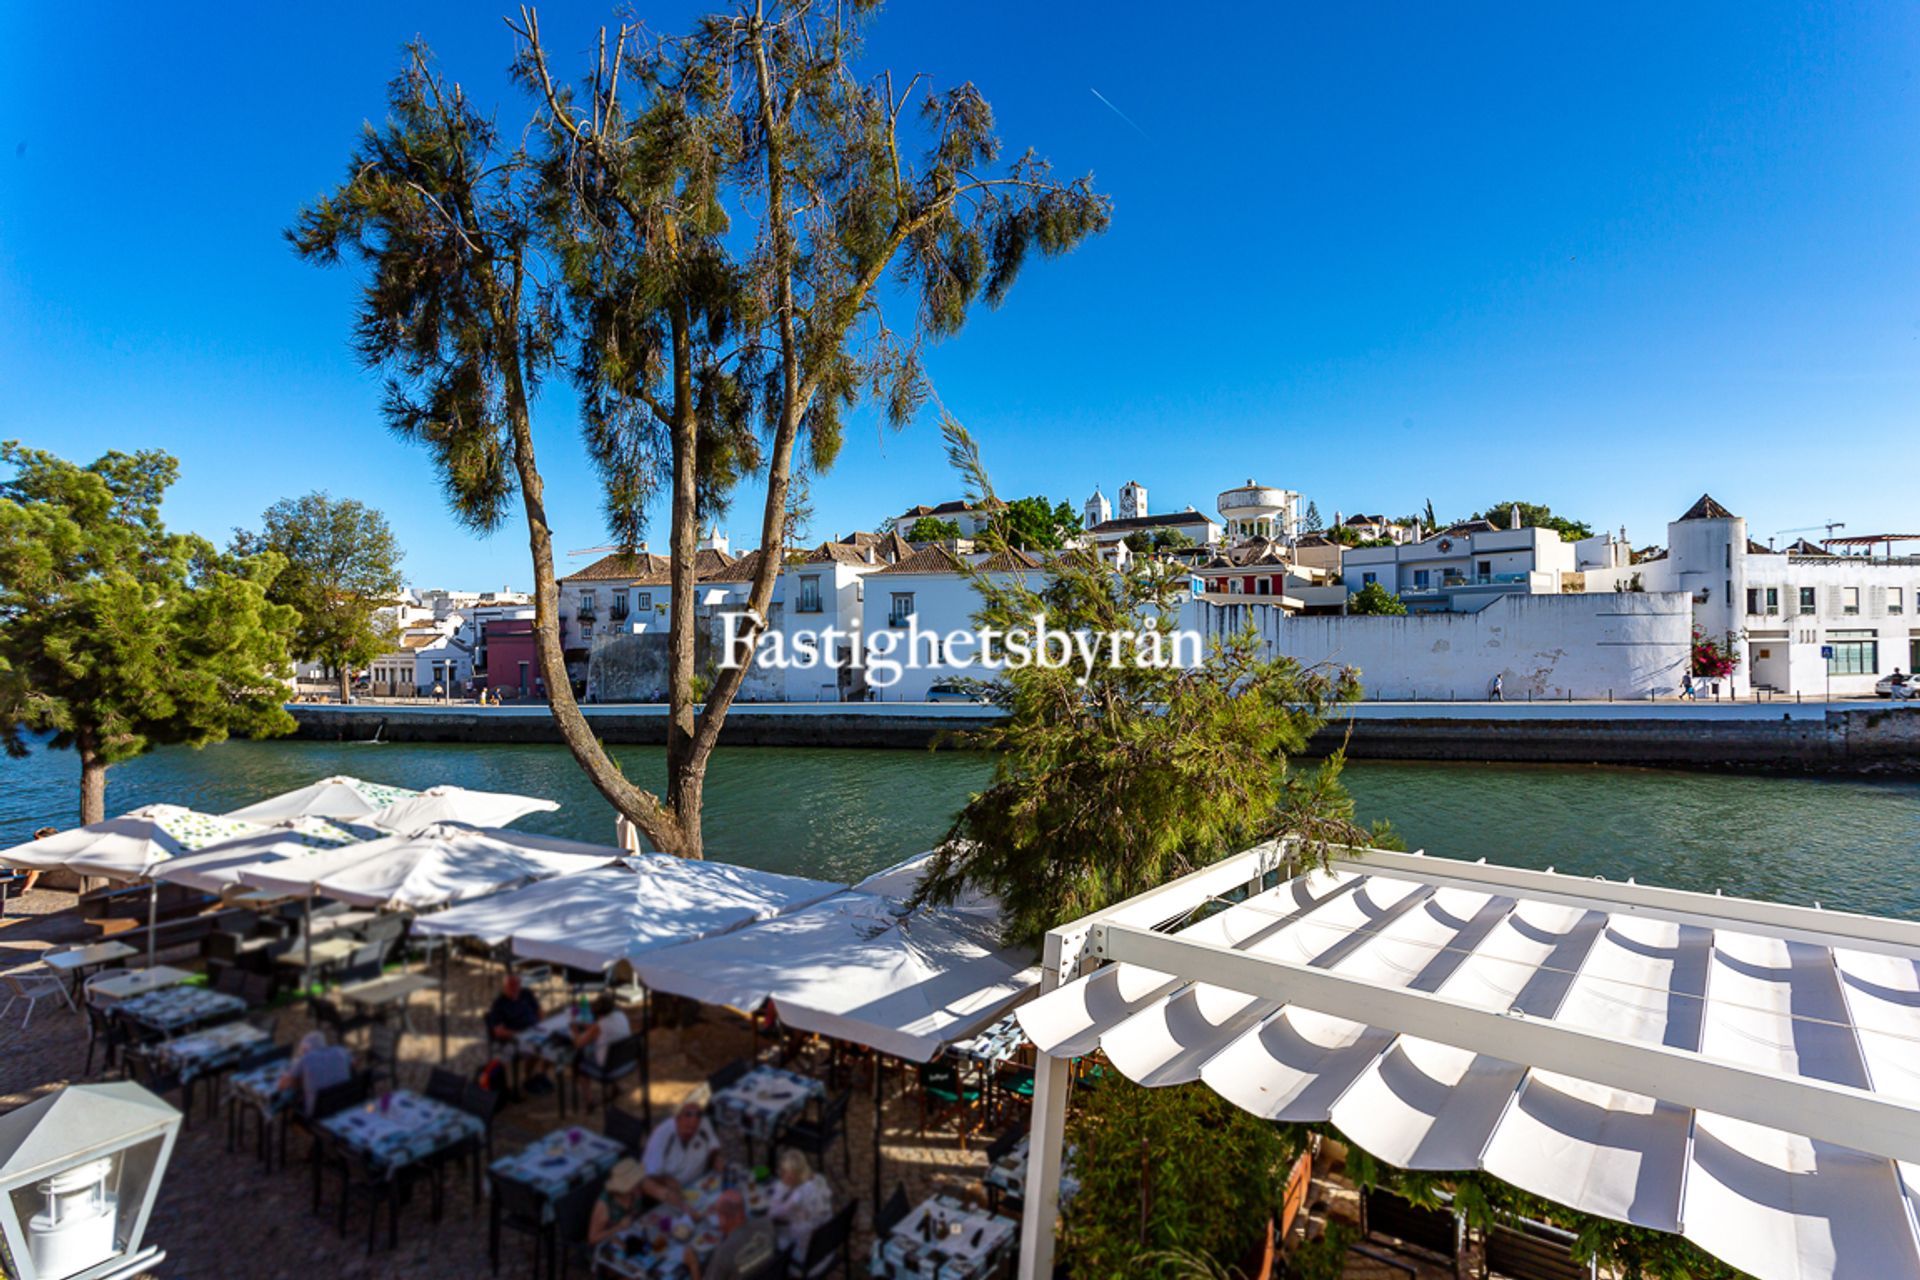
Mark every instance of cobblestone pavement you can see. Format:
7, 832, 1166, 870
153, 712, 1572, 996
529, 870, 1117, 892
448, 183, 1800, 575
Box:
0, 889, 1004, 1280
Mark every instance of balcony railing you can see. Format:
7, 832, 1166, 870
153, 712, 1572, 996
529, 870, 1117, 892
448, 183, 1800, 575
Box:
1404, 572, 1531, 593
575, 605, 597, 620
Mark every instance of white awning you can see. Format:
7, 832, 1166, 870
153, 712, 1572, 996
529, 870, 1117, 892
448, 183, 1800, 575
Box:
632, 856, 1038, 1062
237, 822, 618, 910
224, 775, 420, 822
370, 785, 559, 835
150, 817, 373, 893
1017, 848, 1920, 1280
410, 856, 846, 970
1, 806, 266, 880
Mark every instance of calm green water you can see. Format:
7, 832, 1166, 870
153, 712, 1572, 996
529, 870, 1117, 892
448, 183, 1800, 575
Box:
6, 739, 1919, 917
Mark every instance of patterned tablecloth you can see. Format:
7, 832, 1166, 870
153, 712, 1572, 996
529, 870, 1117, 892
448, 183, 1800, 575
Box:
152, 1022, 271, 1083
228, 1061, 297, 1118
948, 1014, 1028, 1065
319, 1090, 484, 1177
490, 1127, 625, 1222
984, 1136, 1080, 1205
593, 1167, 773, 1280
709, 1066, 825, 1141
513, 1012, 581, 1069
870, 1194, 1015, 1280
115, 986, 247, 1034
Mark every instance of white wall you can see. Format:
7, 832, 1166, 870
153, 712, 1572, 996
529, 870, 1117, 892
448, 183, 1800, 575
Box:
1185, 591, 1693, 700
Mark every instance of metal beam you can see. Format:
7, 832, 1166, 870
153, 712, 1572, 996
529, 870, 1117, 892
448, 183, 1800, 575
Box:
1097, 920, 1920, 1167
1343, 848, 1920, 958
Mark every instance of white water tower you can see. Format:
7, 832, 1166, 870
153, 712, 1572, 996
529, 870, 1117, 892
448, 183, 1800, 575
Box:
1216, 480, 1299, 542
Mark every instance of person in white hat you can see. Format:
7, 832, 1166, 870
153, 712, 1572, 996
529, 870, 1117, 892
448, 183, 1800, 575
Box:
641, 1087, 722, 1208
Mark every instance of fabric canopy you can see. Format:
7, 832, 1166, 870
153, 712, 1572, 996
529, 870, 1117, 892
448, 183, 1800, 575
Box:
633, 859, 1038, 1062
151, 817, 372, 893
411, 856, 846, 970
1018, 859, 1920, 1280
1, 806, 265, 880
238, 822, 617, 910
371, 786, 559, 836
225, 775, 419, 822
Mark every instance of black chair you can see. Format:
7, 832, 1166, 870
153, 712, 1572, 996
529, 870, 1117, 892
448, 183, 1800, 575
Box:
573, 1032, 645, 1112
213, 966, 248, 997
83, 1002, 131, 1078
787, 1199, 856, 1280
365, 1022, 404, 1090
426, 1066, 467, 1107
240, 970, 275, 1007
604, 1105, 650, 1155
1362, 1186, 1458, 1263
1483, 1219, 1590, 1280
291, 1072, 373, 1186
337, 943, 385, 987
490, 1172, 562, 1278
917, 1059, 982, 1147
780, 1088, 852, 1176
551, 1174, 605, 1280
309, 996, 374, 1044
876, 1182, 911, 1237
707, 1057, 752, 1095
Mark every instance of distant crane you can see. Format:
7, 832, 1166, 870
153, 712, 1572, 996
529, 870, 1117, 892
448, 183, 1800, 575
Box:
1769, 521, 1844, 550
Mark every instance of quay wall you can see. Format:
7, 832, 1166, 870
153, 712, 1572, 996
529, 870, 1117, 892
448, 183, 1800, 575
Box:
284, 700, 1920, 772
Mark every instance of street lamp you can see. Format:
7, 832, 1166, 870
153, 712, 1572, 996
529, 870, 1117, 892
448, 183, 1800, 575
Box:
0, 1082, 182, 1280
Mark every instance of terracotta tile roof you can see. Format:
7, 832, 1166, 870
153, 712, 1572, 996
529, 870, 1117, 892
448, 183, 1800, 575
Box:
1088, 511, 1216, 535
797, 541, 876, 566
1679, 494, 1737, 521
974, 547, 1042, 572
562, 551, 670, 584
880, 531, 915, 563
699, 548, 764, 584
867, 546, 966, 576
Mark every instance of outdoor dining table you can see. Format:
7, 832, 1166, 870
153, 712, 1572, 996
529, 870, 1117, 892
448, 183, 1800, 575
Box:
870, 1193, 1015, 1280
319, 1089, 485, 1179
45, 939, 136, 978
153, 1020, 271, 1083
311, 909, 380, 937
709, 1064, 825, 1142
85, 963, 191, 1005
226, 1060, 298, 1168
275, 935, 357, 970
983, 1135, 1079, 1207
490, 1126, 625, 1222
114, 985, 246, 1035
337, 972, 436, 1029
593, 1166, 773, 1280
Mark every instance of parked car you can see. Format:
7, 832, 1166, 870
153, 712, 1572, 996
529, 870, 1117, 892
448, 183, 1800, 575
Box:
926, 681, 989, 704
1876, 671, 1915, 699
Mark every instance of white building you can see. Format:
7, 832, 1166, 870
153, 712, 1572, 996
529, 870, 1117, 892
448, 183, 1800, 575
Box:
1587, 495, 1920, 697
1341, 521, 1625, 614
894, 500, 998, 540
1217, 481, 1301, 544
857, 546, 1044, 700
1083, 480, 1223, 553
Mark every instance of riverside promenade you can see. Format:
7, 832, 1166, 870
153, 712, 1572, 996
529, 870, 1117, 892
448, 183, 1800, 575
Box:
286, 698, 1920, 773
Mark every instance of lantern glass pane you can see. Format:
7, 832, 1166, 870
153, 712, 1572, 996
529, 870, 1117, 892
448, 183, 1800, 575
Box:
6, 1133, 165, 1280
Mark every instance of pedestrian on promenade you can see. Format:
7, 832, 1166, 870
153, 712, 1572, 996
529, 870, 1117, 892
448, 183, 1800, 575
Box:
1681, 672, 1696, 700
1489, 673, 1504, 702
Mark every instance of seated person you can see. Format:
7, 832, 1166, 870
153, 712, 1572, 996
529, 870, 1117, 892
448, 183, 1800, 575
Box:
278, 1030, 352, 1115
588, 1158, 649, 1245
640, 1091, 722, 1209
571, 991, 632, 1088
685, 1189, 776, 1280
486, 974, 550, 1092
766, 1148, 834, 1259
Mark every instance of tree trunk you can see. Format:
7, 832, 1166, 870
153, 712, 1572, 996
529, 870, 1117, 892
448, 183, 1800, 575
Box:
78, 734, 107, 826
336, 663, 351, 704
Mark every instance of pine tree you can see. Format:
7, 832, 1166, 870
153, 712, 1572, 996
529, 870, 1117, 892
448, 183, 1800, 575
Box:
0, 445, 298, 823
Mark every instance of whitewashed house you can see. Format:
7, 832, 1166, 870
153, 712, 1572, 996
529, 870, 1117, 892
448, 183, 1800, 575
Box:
857, 546, 1044, 700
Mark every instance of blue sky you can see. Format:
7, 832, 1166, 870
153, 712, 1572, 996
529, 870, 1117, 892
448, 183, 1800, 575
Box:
4, 3, 1917, 586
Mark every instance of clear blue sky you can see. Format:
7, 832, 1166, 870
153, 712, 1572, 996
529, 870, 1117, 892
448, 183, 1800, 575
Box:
4, 3, 1917, 586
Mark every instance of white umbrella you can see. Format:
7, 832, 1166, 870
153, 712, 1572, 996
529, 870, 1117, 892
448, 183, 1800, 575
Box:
0, 805, 267, 965
224, 775, 420, 822
410, 857, 846, 970
631, 882, 1040, 1063
370, 786, 560, 836
151, 817, 372, 894
239, 822, 616, 910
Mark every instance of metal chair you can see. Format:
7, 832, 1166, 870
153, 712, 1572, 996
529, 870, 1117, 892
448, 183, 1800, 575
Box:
788, 1199, 857, 1280
707, 1057, 752, 1096
2, 970, 77, 1027
572, 1031, 645, 1113
876, 1182, 911, 1237
780, 1088, 853, 1176
603, 1105, 650, 1155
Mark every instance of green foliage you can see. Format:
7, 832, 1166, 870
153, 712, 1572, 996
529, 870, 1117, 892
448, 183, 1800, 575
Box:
1347, 581, 1408, 616
1691, 626, 1742, 678
234, 492, 403, 690
913, 419, 1383, 946
1061, 1081, 1305, 1278
1123, 529, 1154, 554
1300, 500, 1322, 533
1285, 1223, 1356, 1280
998, 496, 1081, 551
0, 444, 298, 819
908, 516, 963, 543
1323, 525, 1361, 547
1471, 500, 1594, 541
1151, 528, 1195, 551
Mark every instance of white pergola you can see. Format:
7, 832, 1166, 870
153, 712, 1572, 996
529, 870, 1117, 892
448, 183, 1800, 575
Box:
1012, 843, 1920, 1280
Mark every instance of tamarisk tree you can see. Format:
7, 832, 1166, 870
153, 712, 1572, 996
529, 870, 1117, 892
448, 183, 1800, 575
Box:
294, 3, 1108, 857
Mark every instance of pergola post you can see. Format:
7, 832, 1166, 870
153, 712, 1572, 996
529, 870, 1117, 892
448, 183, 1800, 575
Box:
1016, 1051, 1071, 1280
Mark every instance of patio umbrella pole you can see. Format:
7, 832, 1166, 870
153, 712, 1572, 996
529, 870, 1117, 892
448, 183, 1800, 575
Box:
871, 1053, 883, 1213
439, 937, 449, 1062
640, 987, 652, 1130
146, 882, 158, 968
304, 891, 314, 993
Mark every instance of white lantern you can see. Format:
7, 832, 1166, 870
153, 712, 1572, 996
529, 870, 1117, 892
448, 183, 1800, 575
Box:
0, 1082, 181, 1280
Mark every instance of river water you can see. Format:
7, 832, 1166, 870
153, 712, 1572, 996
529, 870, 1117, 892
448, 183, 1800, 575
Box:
5, 739, 1919, 917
